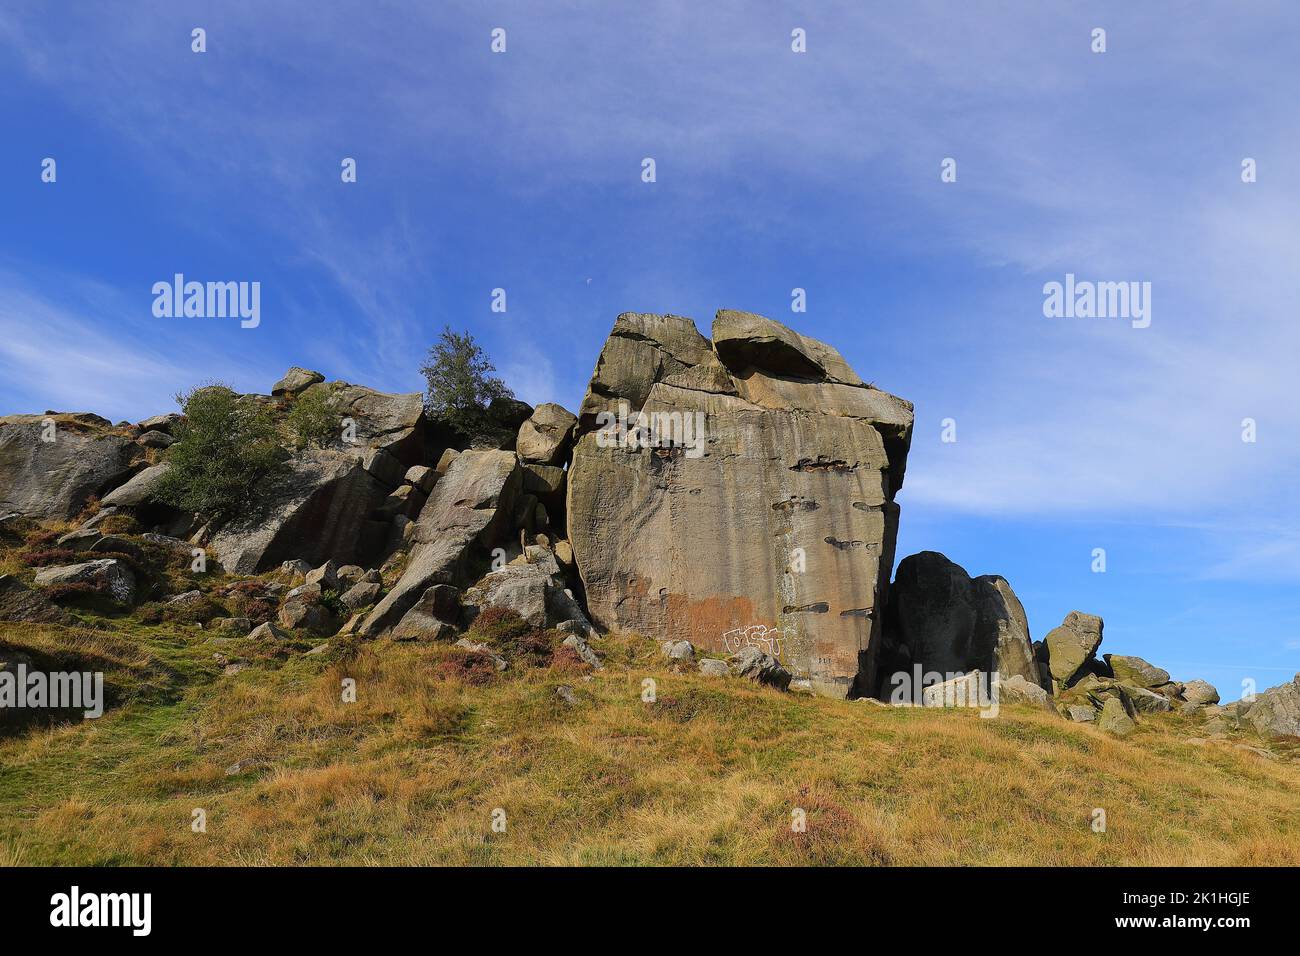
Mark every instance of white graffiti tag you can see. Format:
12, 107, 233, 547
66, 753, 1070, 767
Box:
721, 624, 788, 659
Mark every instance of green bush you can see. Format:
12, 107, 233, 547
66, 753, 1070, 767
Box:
287, 384, 340, 450
156, 384, 288, 524
420, 327, 514, 438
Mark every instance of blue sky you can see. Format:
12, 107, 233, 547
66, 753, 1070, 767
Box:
2, 1, 1298, 698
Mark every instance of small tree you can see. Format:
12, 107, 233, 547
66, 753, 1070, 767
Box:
156, 383, 288, 523
420, 327, 514, 436
287, 384, 340, 450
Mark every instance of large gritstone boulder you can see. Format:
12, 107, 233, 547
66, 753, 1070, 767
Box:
878, 552, 1043, 695
0, 415, 137, 520
566, 310, 913, 698
360, 450, 521, 637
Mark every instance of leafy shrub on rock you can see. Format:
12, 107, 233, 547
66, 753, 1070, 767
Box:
155, 384, 288, 523
286, 384, 341, 450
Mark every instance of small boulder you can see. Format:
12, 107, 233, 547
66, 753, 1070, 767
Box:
661, 639, 695, 662
1097, 696, 1136, 737
1000, 673, 1053, 709
1064, 704, 1097, 723
33, 559, 136, 604
248, 621, 290, 640
136, 430, 176, 449
1126, 686, 1173, 714
100, 462, 172, 509
207, 617, 255, 637
304, 560, 339, 590
698, 658, 729, 678
335, 565, 366, 588
730, 647, 792, 691
340, 581, 382, 610
390, 585, 460, 641
56, 528, 104, 550
515, 403, 577, 466
1182, 679, 1220, 707
272, 367, 325, 397
404, 465, 438, 494
1104, 654, 1171, 688
278, 582, 338, 635
279, 559, 312, 580
921, 671, 992, 709
561, 634, 603, 670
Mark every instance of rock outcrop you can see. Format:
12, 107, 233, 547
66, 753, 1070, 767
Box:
463, 547, 591, 630
1238, 675, 1300, 739
566, 310, 913, 698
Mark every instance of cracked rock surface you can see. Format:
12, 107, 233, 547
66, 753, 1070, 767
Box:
567, 309, 913, 698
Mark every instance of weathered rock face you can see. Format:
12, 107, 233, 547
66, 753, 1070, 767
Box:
566, 310, 913, 698
878, 552, 1042, 693
1239, 675, 1300, 739
361, 450, 521, 637
0, 415, 137, 520
209, 452, 391, 573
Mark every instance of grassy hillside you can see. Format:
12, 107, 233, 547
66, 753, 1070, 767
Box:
2, 615, 1298, 866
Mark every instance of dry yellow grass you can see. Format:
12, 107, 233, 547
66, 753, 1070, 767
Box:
2, 623, 1298, 866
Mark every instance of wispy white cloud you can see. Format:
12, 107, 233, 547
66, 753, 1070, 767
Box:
0, 270, 282, 421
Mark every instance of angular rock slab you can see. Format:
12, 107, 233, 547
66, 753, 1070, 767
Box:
0, 415, 136, 520
361, 450, 521, 637
567, 310, 913, 698
209, 451, 390, 573
1043, 611, 1104, 690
